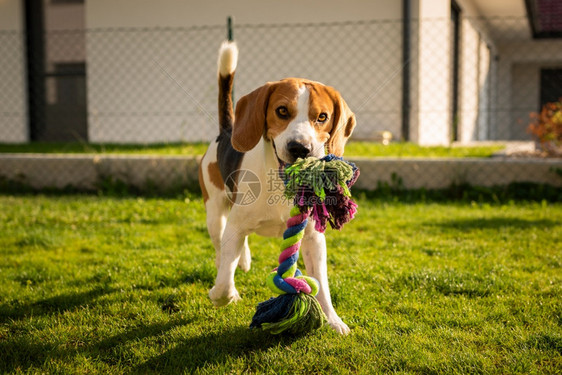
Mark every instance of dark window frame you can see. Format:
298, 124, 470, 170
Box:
540, 68, 562, 110
50, 0, 84, 5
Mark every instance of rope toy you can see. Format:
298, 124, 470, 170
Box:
250, 154, 360, 335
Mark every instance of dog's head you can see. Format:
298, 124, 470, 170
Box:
231, 78, 356, 165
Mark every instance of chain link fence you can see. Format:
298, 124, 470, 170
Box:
0, 16, 561, 196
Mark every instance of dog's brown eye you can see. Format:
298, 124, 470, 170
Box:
276, 106, 290, 119
317, 113, 328, 123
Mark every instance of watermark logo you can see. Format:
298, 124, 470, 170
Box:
225, 168, 340, 207
225, 169, 262, 206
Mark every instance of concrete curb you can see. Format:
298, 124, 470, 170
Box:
0, 154, 560, 191
0, 154, 201, 191
349, 157, 562, 190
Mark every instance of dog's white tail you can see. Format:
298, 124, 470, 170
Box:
217, 41, 238, 132
218, 41, 238, 78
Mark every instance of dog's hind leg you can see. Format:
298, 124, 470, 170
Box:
205, 197, 228, 270
203, 180, 249, 273
209, 217, 247, 307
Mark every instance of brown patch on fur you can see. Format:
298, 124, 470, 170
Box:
208, 161, 224, 190
218, 73, 235, 132
306, 82, 337, 145
264, 80, 300, 140
231, 84, 272, 152
198, 161, 209, 203
321, 85, 356, 156
233, 79, 302, 151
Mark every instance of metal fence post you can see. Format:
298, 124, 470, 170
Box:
401, 0, 411, 142
227, 16, 233, 42
24, 0, 46, 141
227, 16, 234, 102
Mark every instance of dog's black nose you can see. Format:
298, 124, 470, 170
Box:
287, 141, 311, 160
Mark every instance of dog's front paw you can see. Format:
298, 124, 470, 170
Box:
209, 286, 241, 307
327, 316, 350, 335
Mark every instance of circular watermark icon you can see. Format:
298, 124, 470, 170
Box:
225, 169, 262, 206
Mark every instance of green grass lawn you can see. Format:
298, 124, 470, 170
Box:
0, 142, 210, 156
0, 141, 505, 158
1, 194, 561, 374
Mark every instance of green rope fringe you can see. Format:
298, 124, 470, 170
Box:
260, 294, 327, 335
284, 157, 355, 201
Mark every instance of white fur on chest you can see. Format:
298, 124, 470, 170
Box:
229, 138, 292, 237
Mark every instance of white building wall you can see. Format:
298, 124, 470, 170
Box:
510, 63, 540, 140
85, 0, 403, 143
459, 18, 480, 142
411, 0, 451, 146
5, 0, 552, 145
0, 0, 28, 143
476, 40, 491, 140
454, 0, 498, 143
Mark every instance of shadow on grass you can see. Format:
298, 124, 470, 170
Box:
0, 317, 192, 373
426, 217, 558, 231
131, 325, 303, 374
0, 316, 302, 374
0, 284, 114, 323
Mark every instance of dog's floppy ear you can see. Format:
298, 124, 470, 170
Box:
232, 83, 273, 152
327, 91, 356, 156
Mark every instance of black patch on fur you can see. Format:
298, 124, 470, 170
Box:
216, 130, 244, 193
216, 72, 244, 193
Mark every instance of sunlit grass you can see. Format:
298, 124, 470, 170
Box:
1, 194, 560, 373
0, 142, 209, 156
0, 141, 505, 158
345, 141, 505, 158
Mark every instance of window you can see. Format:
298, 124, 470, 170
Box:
540, 68, 562, 108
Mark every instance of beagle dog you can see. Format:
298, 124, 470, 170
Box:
199, 41, 356, 335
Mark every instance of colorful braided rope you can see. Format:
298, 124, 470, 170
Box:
250, 155, 359, 334
265, 206, 320, 297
